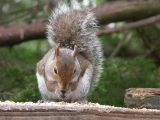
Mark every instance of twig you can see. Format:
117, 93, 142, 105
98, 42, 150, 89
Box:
110, 32, 132, 58
97, 14, 160, 36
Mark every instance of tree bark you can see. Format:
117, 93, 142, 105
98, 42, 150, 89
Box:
0, 0, 160, 46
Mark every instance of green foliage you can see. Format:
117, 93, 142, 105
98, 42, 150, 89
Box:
96, 0, 106, 5
101, 31, 145, 57
11, 75, 41, 102
0, 0, 46, 24
0, 40, 50, 102
89, 57, 160, 106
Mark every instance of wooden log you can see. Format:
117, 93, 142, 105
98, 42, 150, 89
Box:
0, 101, 160, 120
124, 88, 160, 109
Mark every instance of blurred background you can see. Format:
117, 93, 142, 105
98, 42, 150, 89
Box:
0, 0, 160, 107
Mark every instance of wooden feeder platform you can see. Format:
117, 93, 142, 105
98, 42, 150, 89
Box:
0, 101, 160, 120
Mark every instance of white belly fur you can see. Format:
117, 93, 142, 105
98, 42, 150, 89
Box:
36, 72, 91, 102
36, 72, 58, 100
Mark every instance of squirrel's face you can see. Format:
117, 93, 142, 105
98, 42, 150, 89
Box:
46, 45, 81, 100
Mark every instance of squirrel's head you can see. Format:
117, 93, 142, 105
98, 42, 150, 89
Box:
46, 45, 81, 100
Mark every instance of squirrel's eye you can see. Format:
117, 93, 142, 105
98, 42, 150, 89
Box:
73, 69, 76, 74
54, 68, 58, 74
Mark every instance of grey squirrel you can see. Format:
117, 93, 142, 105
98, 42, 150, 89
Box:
36, 2, 103, 103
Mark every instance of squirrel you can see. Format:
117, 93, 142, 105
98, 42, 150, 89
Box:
36, 2, 103, 103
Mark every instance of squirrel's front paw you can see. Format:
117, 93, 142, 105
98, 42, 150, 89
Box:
37, 100, 45, 103
37, 99, 52, 103
76, 99, 88, 104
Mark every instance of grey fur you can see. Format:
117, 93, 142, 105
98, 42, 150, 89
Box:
47, 3, 103, 91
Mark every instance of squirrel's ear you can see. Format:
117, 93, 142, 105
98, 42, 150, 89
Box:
72, 45, 78, 58
55, 44, 60, 57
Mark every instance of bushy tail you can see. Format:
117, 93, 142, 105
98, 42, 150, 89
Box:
46, 0, 103, 91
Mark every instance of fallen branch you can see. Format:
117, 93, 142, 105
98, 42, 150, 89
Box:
97, 14, 160, 36
0, 20, 47, 46
0, 0, 160, 46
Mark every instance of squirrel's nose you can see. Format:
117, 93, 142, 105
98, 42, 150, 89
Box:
61, 90, 66, 94
60, 90, 66, 98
